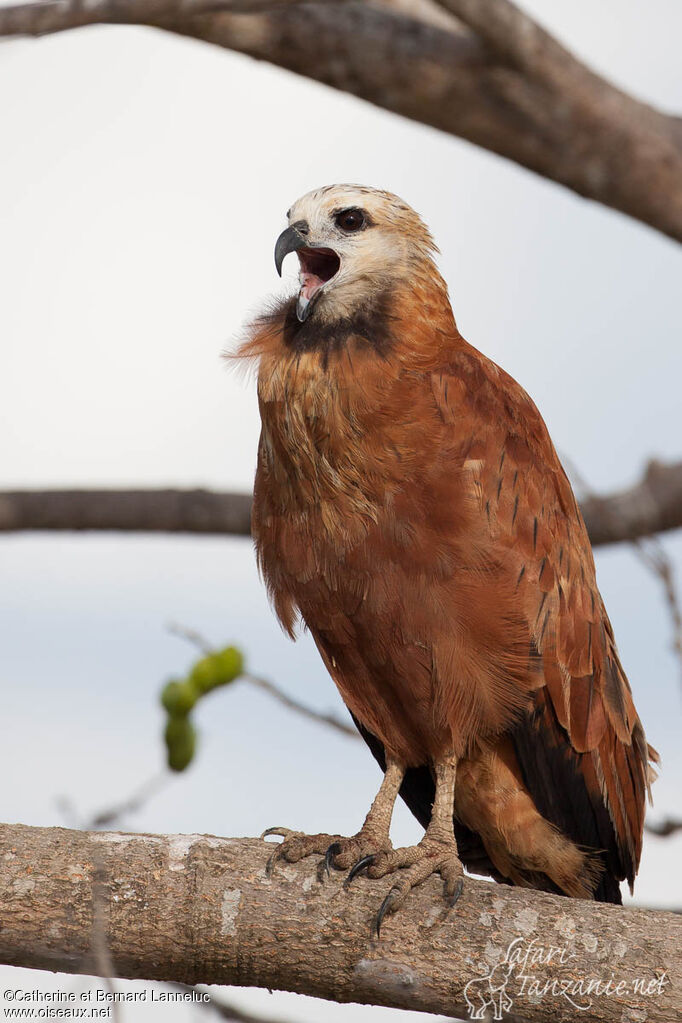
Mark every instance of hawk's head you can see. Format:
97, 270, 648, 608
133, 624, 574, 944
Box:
274, 184, 439, 323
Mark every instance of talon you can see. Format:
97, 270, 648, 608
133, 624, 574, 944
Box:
265, 846, 282, 877
261, 826, 290, 840
324, 841, 342, 876
447, 877, 464, 907
374, 886, 400, 940
346, 854, 375, 887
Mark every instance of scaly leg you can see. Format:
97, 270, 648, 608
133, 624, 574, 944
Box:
264, 759, 405, 876
355, 755, 464, 936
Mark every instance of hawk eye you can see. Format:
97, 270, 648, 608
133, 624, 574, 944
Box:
335, 208, 366, 233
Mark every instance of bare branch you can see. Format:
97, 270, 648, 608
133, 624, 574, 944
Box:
0, 0, 336, 36
168, 621, 217, 654
241, 671, 358, 738
1, 823, 679, 1022
429, 0, 597, 93
0, 487, 253, 535
2, 460, 682, 547
168, 4, 682, 242
1, 1, 681, 239
169, 621, 360, 738
632, 536, 682, 696
87, 774, 171, 829
646, 817, 682, 838
171, 984, 297, 1023
578, 460, 682, 546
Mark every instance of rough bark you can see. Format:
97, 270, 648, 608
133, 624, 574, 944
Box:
0, 823, 679, 1022
2, 460, 681, 546
1, 0, 681, 241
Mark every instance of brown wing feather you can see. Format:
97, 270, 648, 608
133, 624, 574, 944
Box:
247, 273, 655, 901
433, 345, 656, 892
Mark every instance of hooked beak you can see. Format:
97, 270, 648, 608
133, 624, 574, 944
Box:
274, 226, 341, 324
274, 225, 306, 277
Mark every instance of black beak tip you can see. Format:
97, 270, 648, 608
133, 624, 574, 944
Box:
274, 226, 305, 277
274, 250, 284, 277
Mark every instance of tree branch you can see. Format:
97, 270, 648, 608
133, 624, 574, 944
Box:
0, 487, 253, 535
578, 460, 682, 546
430, 0, 598, 93
1, 0, 681, 241
0, 0, 338, 35
168, 620, 360, 739
646, 817, 682, 839
2, 460, 682, 546
241, 672, 359, 737
0, 822, 679, 1022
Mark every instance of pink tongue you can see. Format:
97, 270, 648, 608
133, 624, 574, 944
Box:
300, 272, 323, 300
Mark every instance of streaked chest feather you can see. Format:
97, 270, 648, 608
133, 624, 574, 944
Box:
256, 348, 399, 534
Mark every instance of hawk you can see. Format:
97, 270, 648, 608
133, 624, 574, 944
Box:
239, 184, 656, 933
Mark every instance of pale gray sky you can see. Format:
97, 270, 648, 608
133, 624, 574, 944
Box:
1, 2, 681, 1020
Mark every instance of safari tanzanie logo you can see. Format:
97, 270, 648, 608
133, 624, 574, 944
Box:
462, 937, 669, 1020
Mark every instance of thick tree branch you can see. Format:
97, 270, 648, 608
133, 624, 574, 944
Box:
162, 3, 682, 243
0, 0, 339, 35
0, 487, 253, 535
1, 1, 681, 241
578, 460, 682, 546
0, 823, 679, 1022
431, 0, 599, 93
2, 460, 682, 546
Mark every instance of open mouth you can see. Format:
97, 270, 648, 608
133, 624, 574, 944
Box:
297, 247, 340, 304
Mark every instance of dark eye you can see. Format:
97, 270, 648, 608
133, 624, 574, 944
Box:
335, 208, 366, 233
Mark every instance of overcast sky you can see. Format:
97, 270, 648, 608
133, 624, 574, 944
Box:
1, 1, 681, 1021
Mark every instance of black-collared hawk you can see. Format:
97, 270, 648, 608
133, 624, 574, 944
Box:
239, 184, 657, 931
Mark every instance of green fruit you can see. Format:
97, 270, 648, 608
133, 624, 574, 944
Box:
160, 679, 198, 715
212, 646, 244, 684
164, 716, 196, 772
189, 658, 219, 694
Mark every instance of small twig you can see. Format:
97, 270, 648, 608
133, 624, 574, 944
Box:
241, 671, 358, 739
88, 772, 169, 828
171, 983, 295, 1023
91, 866, 122, 1023
169, 622, 359, 739
168, 620, 215, 654
632, 536, 682, 698
57, 774, 169, 831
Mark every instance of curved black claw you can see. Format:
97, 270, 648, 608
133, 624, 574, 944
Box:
448, 877, 464, 908
374, 887, 401, 940
261, 826, 288, 839
265, 847, 281, 878
324, 842, 343, 877
262, 827, 292, 878
345, 854, 376, 888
